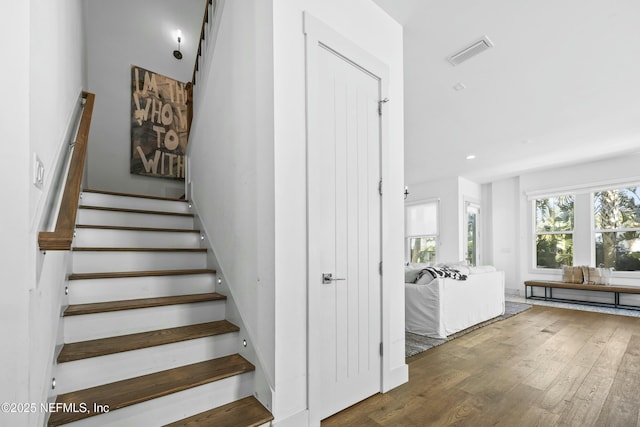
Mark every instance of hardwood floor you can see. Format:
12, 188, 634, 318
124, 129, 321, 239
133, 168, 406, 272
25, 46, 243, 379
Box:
321, 305, 640, 427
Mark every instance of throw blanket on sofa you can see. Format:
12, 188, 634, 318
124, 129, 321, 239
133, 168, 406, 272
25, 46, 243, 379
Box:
417, 266, 467, 281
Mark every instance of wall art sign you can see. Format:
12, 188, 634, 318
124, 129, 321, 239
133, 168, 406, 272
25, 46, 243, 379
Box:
131, 65, 189, 180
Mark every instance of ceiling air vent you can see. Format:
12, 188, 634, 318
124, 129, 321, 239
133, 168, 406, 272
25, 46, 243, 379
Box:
447, 36, 494, 66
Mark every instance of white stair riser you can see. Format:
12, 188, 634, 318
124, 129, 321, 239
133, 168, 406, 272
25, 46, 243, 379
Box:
64, 301, 226, 342
68, 274, 216, 304
72, 251, 207, 274
57, 373, 254, 427
74, 228, 202, 248
80, 192, 191, 213
76, 209, 193, 229
55, 333, 239, 394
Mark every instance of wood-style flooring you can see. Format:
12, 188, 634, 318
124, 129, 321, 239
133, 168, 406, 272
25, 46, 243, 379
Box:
322, 305, 640, 427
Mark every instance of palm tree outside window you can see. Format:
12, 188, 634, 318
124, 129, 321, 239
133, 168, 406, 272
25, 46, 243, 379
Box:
535, 195, 575, 268
594, 187, 640, 271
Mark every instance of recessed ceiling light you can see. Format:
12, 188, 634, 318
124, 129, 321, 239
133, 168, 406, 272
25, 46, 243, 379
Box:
466, 154, 476, 160
453, 82, 466, 91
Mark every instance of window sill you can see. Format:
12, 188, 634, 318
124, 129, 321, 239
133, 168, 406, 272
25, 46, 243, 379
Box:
530, 267, 562, 275
611, 271, 640, 280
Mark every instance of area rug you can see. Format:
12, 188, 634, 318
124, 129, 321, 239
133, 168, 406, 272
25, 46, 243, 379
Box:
405, 301, 532, 358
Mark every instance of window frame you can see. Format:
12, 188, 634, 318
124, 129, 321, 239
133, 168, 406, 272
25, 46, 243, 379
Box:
407, 236, 438, 264
527, 182, 640, 279
532, 194, 575, 271
464, 200, 481, 266
593, 186, 640, 273
405, 199, 440, 264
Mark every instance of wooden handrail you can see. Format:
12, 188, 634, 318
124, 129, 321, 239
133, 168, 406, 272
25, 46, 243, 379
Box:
191, 0, 214, 85
38, 91, 95, 251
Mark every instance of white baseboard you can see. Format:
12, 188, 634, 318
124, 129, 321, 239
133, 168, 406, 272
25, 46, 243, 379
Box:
273, 408, 309, 427
505, 288, 522, 297
382, 364, 408, 393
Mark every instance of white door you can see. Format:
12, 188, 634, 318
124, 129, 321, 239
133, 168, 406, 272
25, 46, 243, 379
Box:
306, 15, 383, 423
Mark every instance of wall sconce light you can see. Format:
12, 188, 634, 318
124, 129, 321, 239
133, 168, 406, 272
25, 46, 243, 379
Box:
404, 186, 410, 199
173, 29, 183, 60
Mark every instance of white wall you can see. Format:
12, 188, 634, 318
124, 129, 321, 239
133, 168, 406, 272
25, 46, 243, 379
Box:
418, 155, 640, 295
0, 1, 86, 426
85, 0, 205, 198
30, 0, 86, 222
186, 0, 277, 410
29, 1, 87, 424
272, 1, 406, 424
0, 2, 31, 426
406, 177, 482, 263
188, 0, 405, 425
487, 177, 520, 291
489, 152, 640, 296
406, 178, 458, 262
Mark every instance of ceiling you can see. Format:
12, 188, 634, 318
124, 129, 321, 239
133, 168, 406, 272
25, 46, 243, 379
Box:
85, 0, 207, 84
371, 0, 640, 185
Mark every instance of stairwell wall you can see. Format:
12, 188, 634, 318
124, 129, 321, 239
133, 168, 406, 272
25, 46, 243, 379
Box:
1, 3, 31, 427
188, 0, 406, 425
1, 1, 87, 426
29, 0, 88, 424
84, 0, 206, 198
186, 0, 277, 408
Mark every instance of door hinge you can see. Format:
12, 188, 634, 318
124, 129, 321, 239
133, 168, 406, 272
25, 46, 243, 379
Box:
379, 342, 383, 356
378, 98, 389, 116
378, 179, 382, 196
379, 261, 383, 275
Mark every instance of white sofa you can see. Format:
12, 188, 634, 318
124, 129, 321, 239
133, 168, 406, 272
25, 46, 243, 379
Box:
405, 266, 505, 338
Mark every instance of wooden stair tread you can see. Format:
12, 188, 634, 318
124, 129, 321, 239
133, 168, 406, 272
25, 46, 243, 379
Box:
79, 205, 194, 217
83, 188, 188, 202
164, 396, 274, 427
68, 269, 216, 280
72, 247, 207, 252
64, 293, 226, 316
58, 320, 239, 363
48, 355, 255, 427
76, 224, 200, 233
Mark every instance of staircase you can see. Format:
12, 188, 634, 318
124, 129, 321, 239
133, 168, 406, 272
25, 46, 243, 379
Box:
48, 189, 273, 427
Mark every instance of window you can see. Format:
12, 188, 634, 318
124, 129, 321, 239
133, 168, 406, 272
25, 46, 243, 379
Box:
465, 202, 481, 266
535, 195, 574, 268
406, 201, 438, 263
594, 187, 640, 271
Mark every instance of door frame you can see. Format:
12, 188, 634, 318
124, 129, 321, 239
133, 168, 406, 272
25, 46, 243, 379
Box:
464, 200, 482, 266
303, 12, 390, 426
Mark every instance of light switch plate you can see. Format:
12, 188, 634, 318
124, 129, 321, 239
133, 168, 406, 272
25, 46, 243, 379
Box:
34, 154, 45, 188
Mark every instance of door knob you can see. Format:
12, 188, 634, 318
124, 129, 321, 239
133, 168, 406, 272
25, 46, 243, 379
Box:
322, 273, 346, 284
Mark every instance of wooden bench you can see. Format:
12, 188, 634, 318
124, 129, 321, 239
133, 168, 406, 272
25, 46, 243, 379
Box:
524, 280, 640, 311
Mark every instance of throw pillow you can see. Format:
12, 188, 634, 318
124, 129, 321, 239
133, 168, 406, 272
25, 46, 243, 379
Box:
416, 272, 436, 285
596, 267, 612, 285
582, 266, 601, 285
562, 266, 583, 284
404, 267, 422, 283
417, 266, 467, 281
